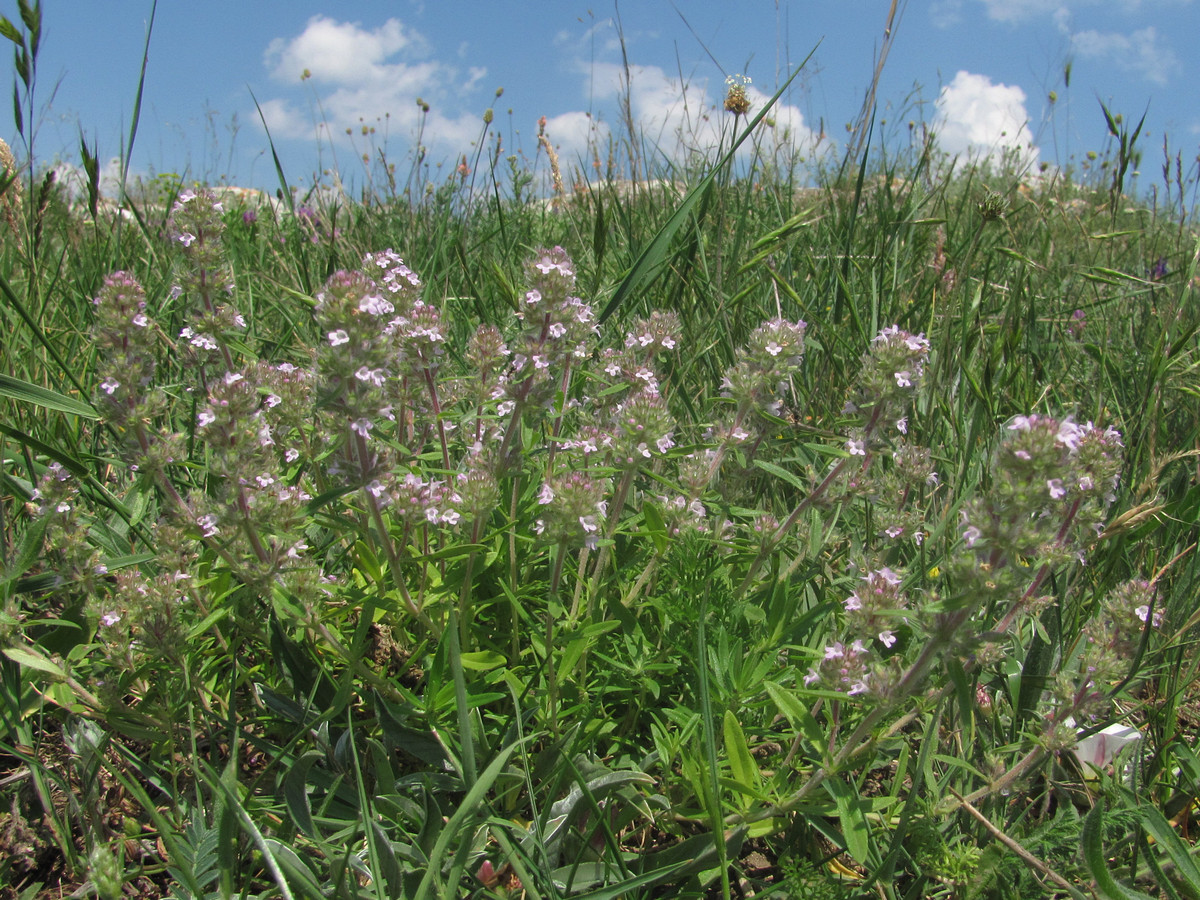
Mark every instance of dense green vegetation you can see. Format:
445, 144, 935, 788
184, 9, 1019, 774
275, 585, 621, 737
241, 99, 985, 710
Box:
3, 6, 1200, 899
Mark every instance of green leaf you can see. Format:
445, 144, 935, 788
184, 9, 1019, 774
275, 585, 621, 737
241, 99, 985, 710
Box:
261, 839, 326, 900
722, 709, 759, 796
457, 650, 506, 671
752, 459, 808, 492
280, 751, 321, 839
764, 681, 824, 748
1140, 806, 1200, 891
3, 645, 66, 680
0, 17, 21, 45
641, 500, 670, 554
412, 737, 528, 900
1083, 801, 1156, 900
0, 514, 47, 590
824, 777, 872, 864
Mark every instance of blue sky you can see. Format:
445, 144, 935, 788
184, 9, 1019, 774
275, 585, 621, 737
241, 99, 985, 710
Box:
12, 0, 1200, 197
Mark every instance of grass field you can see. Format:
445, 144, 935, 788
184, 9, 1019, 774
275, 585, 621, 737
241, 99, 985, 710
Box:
2, 7, 1200, 897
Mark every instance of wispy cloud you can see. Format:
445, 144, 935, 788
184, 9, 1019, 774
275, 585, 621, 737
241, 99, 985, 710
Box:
976, 0, 1064, 24
977, 0, 1193, 24
929, 0, 966, 28
1069, 26, 1180, 84
933, 70, 1040, 169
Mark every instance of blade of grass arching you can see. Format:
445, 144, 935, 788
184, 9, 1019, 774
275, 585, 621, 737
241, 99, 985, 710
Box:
1083, 801, 1156, 900
119, 0, 155, 201
250, 87, 294, 215
597, 42, 819, 326
863, 704, 943, 890
412, 737, 529, 900
0, 423, 150, 548
99, 761, 204, 897
197, 758, 297, 900
0, 373, 96, 418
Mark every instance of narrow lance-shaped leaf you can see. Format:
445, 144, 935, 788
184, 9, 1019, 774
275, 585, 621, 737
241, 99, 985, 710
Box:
0, 373, 98, 418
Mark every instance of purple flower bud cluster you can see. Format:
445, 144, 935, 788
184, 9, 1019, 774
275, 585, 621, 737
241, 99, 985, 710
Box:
851, 325, 931, 416
169, 189, 231, 301
315, 268, 405, 434
27, 463, 109, 600
502, 247, 598, 410
1062, 579, 1160, 720
534, 470, 610, 549
959, 415, 1123, 567
92, 273, 161, 419
719, 317, 806, 419
805, 566, 909, 696
91, 272, 184, 473
367, 471, 463, 528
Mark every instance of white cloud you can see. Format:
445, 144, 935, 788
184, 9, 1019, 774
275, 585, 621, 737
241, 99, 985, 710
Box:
1070, 26, 1180, 84
264, 16, 424, 85
256, 16, 830, 187
257, 16, 485, 162
584, 62, 830, 173
933, 71, 1040, 169
540, 111, 610, 171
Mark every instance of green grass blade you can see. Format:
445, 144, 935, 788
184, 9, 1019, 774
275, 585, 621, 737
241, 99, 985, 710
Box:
597, 42, 819, 325
0, 268, 91, 403
1140, 806, 1200, 891
412, 736, 528, 900
1083, 801, 1156, 900
199, 759, 297, 900
0, 373, 96, 418
120, 0, 157, 204
250, 87, 295, 215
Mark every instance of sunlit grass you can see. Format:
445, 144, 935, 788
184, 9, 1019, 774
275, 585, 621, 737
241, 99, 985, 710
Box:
2, 9, 1200, 898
